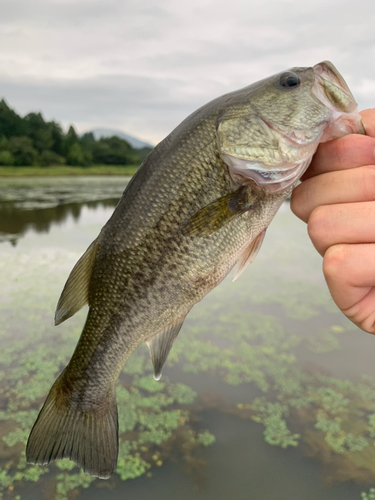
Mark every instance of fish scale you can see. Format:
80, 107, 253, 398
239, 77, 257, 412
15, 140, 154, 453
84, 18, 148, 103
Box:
26, 61, 365, 478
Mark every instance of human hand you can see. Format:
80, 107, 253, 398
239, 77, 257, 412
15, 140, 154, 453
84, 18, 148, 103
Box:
291, 109, 375, 334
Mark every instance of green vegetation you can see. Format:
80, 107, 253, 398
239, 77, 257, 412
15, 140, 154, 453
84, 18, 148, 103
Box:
0, 99, 152, 170
250, 399, 300, 448
362, 488, 375, 500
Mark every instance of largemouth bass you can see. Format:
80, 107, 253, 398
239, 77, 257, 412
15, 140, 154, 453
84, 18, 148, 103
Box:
26, 61, 365, 478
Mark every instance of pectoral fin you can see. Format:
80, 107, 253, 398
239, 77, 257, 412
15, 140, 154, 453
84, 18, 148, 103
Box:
233, 229, 266, 282
145, 313, 189, 380
182, 186, 255, 237
55, 237, 100, 326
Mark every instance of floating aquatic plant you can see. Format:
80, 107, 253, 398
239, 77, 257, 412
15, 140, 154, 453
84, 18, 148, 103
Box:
362, 487, 375, 500
250, 398, 300, 448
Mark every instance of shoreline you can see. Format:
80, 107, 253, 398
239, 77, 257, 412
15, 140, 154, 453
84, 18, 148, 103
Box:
0, 165, 139, 177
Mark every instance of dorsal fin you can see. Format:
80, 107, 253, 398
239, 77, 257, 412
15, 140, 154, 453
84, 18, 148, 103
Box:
145, 313, 188, 380
233, 229, 266, 282
55, 237, 100, 325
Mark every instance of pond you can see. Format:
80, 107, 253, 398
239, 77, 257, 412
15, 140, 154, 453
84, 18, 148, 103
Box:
1, 176, 375, 500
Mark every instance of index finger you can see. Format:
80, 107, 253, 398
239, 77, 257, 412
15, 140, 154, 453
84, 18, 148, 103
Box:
301, 109, 375, 181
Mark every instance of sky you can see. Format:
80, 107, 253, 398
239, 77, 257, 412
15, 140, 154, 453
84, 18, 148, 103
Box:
1, 0, 374, 145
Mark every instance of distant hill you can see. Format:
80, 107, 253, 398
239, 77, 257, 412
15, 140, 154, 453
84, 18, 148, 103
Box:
89, 129, 154, 149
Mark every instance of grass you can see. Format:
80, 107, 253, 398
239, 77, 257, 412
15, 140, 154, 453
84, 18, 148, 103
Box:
0, 165, 139, 177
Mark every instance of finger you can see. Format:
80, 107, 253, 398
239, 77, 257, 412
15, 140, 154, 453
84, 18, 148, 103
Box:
360, 108, 375, 138
291, 165, 375, 223
307, 202, 375, 255
301, 134, 375, 180
323, 243, 375, 334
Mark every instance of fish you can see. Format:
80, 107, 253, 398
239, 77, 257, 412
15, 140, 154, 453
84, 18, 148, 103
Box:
26, 61, 365, 479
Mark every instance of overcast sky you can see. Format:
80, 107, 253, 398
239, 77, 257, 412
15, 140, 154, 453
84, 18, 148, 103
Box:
1, 0, 374, 144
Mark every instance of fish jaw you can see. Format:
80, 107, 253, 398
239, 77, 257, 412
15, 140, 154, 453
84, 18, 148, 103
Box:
312, 61, 366, 141
221, 154, 313, 193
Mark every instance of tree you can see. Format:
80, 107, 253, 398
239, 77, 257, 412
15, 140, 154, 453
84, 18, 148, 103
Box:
81, 132, 95, 146
63, 125, 79, 155
24, 112, 54, 152
0, 99, 28, 138
136, 146, 153, 161
66, 143, 91, 166
0, 97, 153, 167
0, 136, 14, 165
0, 150, 14, 165
91, 136, 140, 165
9, 136, 39, 166
49, 121, 64, 156
39, 150, 65, 166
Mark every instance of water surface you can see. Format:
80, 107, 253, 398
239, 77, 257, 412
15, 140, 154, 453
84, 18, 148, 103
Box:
1, 176, 374, 500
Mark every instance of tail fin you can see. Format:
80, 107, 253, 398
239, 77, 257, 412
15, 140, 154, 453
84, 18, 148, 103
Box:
26, 376, 118, 479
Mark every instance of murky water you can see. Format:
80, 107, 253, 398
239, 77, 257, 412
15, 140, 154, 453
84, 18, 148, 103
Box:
1, 176, 374, 500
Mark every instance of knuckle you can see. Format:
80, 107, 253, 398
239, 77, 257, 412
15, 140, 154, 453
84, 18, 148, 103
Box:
362, 321, 375, 335
307, 206, 330, 245
290, 183, 309, 222
322, 244, 350, 282
290, 187, 301, 217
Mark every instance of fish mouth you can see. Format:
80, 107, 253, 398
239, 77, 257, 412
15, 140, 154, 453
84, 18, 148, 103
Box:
313, 61, 357, 112
312, 61, 366, 137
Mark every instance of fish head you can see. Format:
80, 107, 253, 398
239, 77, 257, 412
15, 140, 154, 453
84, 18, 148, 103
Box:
217, 61, 365, 193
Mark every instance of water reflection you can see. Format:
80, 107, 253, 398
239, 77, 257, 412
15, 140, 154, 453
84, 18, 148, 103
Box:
0, 199, 120, 245
0, 176, 128, 244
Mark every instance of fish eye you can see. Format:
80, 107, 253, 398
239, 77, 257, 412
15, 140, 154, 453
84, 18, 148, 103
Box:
279, 72, 301, 89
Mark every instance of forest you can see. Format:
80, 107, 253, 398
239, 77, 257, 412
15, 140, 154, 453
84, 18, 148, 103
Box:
0, 99, 152, 167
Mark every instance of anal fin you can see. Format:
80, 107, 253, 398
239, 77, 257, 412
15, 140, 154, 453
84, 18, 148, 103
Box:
233, 229, 266, 282
145, 313, 188, 380
55, 237, 100, 326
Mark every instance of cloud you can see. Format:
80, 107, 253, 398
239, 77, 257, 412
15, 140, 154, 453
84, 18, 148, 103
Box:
0, 0, 374, 143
